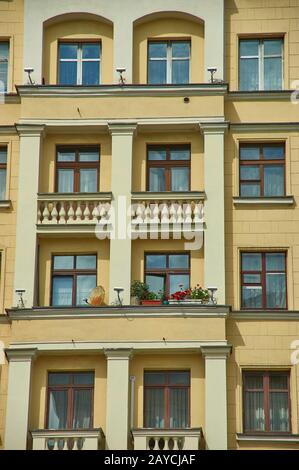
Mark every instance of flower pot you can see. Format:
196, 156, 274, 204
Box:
130, 296, 140, 306
141, 300, 162, 306
168, 299, 207, 305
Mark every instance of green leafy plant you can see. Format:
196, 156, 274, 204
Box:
131, 280, 150, 300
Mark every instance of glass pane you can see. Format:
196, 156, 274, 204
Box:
58, 169, 74, 193
170, 148, 190, 160
171, 167, 189, 191
48, 373, 71, 386
149, 42, 167, 59
53, 256, 74, 270
59, 61, 77, 85
172, 60, 189, 84
245, 391, 265, 431
264, 57, 282, 90
82, 43, 100, 59
0, 62, 8, 91
79, 169, 97, 192
170, 388, 189, 428
0, 43, 8, 91
240, 40, 259, 57
266, 253, 285, 271
144, 372, 166, 386
146, 255, 166, 269
244, 375, 263, 389
57, 151, 76, 162
145, 275, 165, 296
48, 390, 68, 429
73, 372, 94, 385
270, 375, 288, 390
169, 274, 190, 295
240, 183, 261, 197
240, 147, 260, 160
148, 60, 167, 84
76, 275, 97, 305
169, 371, 190, 385
264, 165, 284, 196
148, 149, 166, 161
270, 392, 289, 432
169, 254, 189, 269
172, 42, 190, 58
82, 61, 100, 85
243, 274, 261, 284
0, 149, 7, 164
145, 388, 165, 428
240, 166, 260, 181
242, 286, 262, 308
264, 39, 282, 56
240, 58, 259, 91
79, 150, 99, 162
73, 389, 92, 429
266, 273, 286, 309
0, 169, 6, 199
242, 253, 262, 271
264, 146, 284, 160
76, 255, 97, 270
52, 277, 73, 306
149, 168, 166, 191
59, 44, 78, 59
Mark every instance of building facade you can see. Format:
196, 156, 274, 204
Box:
0, 0, 299, 451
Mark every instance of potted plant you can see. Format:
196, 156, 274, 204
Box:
130, 281, 162, 306
169, 285, 210, 304
140, 291, 162, 306
159, 290, 169, 305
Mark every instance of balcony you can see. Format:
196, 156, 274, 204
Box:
30, 429, 105, 450
132, 428, 203, 450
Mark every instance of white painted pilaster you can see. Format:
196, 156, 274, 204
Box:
4, 348, 37, 450
105, 349, 132, 450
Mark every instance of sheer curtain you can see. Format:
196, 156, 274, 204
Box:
52, 277, 73, 306
264, 166, 284, 196
58, 169, 74, 193
149, 168, 165, 191
270, 392, 289, 431
48, 390, 68, 429
171, 168, 189, 191
145, 389, 164, 428
266, 273, 286, 308
245, 391, 265, 431
72, 390, 92, 429
170, 389, 189, 428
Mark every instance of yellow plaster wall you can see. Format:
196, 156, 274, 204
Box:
0, 321, 11, 449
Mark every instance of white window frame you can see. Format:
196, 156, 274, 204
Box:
148, 40, 191, 85
0, 41, 9, 92
59, 42, 101, 86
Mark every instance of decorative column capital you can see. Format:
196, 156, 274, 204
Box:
5, 347, 37, 362
200, 122, 229, 135
108, 122, 137, 136
201, 344, 232, 359
104, 348, 133, 360
15, 124, 46, 138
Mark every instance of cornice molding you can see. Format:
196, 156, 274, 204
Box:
0, 126, 17, 135
227, 90, 294, 101
201, 344, 232, 359
230, 122, 299, 132
104, 349, 133, 360
233, 196, 295, 206
231, 311, 299, 320
37, 192, 112, 202
15, 124, 46, 137
131, 191, 206, 201
5, 347, 37, 362
108, 122, 137, 136
236, 433, 299, 443
200, 122, 229, 134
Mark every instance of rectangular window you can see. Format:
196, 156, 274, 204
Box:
58, 42, 101, 85
239, 38, 283, 91
147, 145, 190, 192
47, 372, 94, 430
148, 40, 190, 85
240, 144, 285, 197
51, 254, 97, 307
145, 253, 190, 297
243, 371, 290, 433
144, 371, 190, 428
0, 147, 7, 200
56, 147, 100, 193
241, 252, 287, 310
0, 41, 9, 92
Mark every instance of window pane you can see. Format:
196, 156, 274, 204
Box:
244, 375, 263, 389
169, 371, 190, 385
79, 169, 97, 192
270, 392, 289, 432
0, 149, 7, 164
79, 151, 99, 162
264, 39, 282, 56
169, 274, 190, 295
146, 255, 166, 269
170, 388, 189, 428
59, 44, 78, 59
59, 61, 77, 85
73, 372, 94, 385
76, 255, 97, 270
57, 151, 76, 162
172, 60, 189, 84
242, 253, 262, 271
73, 389, 92, 429
172, 42, 190, 58
58, 169, 74, 193
264, 165, 284, 196
171, 167, 189, 191
148, 60, 167, 84
53, 256, 74, 270
263, 146, 284, 160
149, 42, 167, 59
0, 169, 6, 199
0, 61, 8, 91
76, 275, 97, 305
243, 274, 261, 284
270, 375, 288, 390
144, 372, 166, 386
149, 168, 166, 191
169, 254, 189, 269
48, 373, 71, 386
145, 275, 165, 296
264, 57, 282, 90
82, 44, 100, 59
240, 58, 259, 91
240, 183, 261, 197
240, 147, 260, 160
48, 390, 68, 429
242, 286, 262, 308
245, 391, 265, 431
266, 273, 286, 309
144, 388, 165, 428
0, 42, 9, 92
266, 253, 285, 271
52, 277, 73, 306
170, 148, 190, 160
240, 166, 260, 181
240, 40, 259, 57
82, 61, 100, 85
148, 149, 166, 160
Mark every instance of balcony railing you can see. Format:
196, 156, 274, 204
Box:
30, 429, 105, 450
132, 428, 203, 450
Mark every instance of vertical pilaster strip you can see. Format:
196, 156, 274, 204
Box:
113, 18, 133, 83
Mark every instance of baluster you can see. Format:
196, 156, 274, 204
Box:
68, 201, 75, 224
50, 202, 58, 224
161, 203, 170, 224
136, 203, 144, 224
42, 203, 50, 224
193, 202, 201, 224
83, 202, 91, 223
53, 439, 59, 450
92, 204, 100, 223
176, 203, 183, 223
170, 203, 177, 224
59, 202, 66, 224
75, 202, 83, 223
173, 437, 179, 450
153, 203, 160, 224
185, 203, 192, 224
37, 205, 42, 224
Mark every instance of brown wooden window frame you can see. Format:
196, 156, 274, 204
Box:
146, 144, 191, 192
143, 370, 191, 429
46, 371, 94, 430
243, 370, 291, 435
55, 145, 100, 193
240, 251, 287, 310
239, 143, 286, 197
0, 146, 7, 200
51, 253, 97, 307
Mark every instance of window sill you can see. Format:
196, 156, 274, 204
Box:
233, 196, 295, 206
0, 200, 12, 209
236, 433, 299, 443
